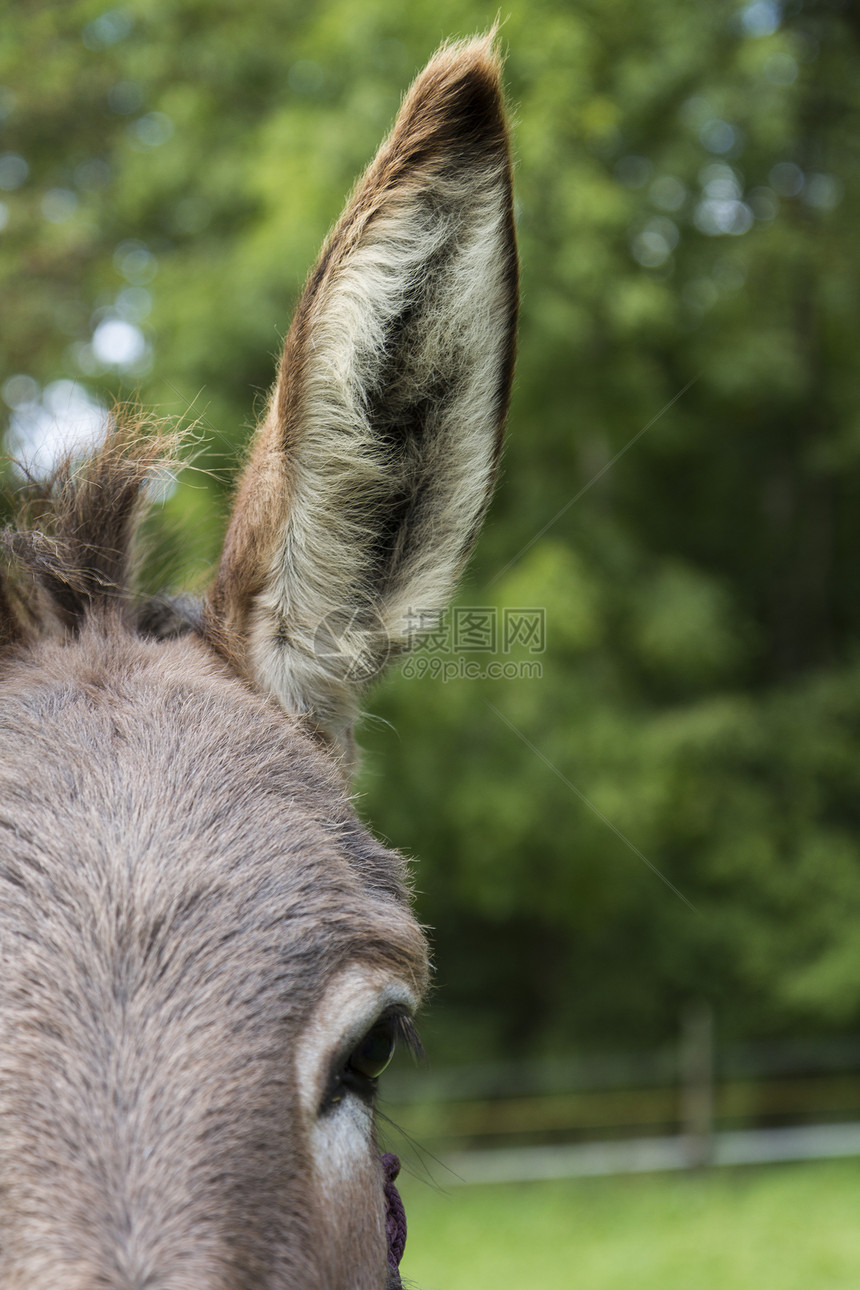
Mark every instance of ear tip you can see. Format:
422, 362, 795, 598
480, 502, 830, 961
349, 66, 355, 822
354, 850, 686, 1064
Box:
432, 29, 506, 78
399, 32, 512, 161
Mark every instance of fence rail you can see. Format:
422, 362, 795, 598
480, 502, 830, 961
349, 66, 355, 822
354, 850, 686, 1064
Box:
382, 1015, 860, 1179
442, 1122, 860, 1184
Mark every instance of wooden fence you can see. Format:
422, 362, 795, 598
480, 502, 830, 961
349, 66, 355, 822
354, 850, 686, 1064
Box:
381, 1014, 860, 1176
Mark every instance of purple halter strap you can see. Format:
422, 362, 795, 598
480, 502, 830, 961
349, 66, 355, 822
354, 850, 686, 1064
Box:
381, 1152, 407, 1283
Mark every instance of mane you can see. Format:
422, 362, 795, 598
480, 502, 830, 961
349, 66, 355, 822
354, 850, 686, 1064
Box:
0, 415, 196, 645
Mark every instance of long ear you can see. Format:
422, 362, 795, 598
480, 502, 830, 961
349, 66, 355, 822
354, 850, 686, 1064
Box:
207, 34, 518, 761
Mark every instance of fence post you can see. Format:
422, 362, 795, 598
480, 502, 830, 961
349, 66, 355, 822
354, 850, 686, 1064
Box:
680, 1001, 714, 1168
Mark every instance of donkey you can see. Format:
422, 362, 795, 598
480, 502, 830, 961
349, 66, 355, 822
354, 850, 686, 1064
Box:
0, 34, 517, 1290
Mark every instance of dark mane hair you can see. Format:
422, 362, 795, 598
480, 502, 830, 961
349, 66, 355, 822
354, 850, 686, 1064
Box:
0, 420, 199, 644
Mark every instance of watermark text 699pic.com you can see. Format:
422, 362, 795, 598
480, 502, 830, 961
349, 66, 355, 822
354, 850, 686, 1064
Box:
401, 606, 545, 682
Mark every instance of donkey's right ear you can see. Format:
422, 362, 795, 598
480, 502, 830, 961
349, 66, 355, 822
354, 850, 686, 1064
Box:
206, 34, 518, 763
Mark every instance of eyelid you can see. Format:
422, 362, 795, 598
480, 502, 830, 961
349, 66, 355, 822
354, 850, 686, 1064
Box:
296, 970, 421, 1119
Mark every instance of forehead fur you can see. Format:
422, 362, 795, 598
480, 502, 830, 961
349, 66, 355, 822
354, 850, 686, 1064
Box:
0, 626, 426, 1284
0, 625, 426, 991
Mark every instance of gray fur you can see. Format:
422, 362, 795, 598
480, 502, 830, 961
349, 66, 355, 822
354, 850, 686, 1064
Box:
0, 33, 517, 1290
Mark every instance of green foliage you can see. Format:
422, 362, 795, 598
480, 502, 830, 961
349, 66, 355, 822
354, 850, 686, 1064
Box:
3, 0, 860, 1058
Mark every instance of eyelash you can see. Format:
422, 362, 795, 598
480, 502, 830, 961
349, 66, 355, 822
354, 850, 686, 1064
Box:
321, 1010, 423, 1113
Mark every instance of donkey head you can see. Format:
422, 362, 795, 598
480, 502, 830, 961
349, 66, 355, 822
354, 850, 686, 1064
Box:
0, 35, 516, 1290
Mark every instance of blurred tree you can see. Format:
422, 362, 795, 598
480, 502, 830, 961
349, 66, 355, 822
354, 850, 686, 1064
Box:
2, 0, 860, 1058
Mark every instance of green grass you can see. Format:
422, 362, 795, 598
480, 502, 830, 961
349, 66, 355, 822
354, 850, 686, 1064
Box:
399, 1159, 860, 1289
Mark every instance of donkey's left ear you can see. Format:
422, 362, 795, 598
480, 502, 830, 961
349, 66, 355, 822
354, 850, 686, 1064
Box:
207, 34, 518, 763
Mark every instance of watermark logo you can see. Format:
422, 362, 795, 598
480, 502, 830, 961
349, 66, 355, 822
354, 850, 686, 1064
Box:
312, 605, 391, 683
453, 607, 498, 653
503, 608, 546, 654
402, 606, 545, 682
308, 606, 546, 683
401, 655, 544, 682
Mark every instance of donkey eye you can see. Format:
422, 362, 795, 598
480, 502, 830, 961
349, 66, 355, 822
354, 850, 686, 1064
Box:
322, 1010, 422, 1113
347, 1018, 396, 1081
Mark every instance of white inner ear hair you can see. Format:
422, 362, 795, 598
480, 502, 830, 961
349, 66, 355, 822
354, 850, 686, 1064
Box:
248, 159, 512, 750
